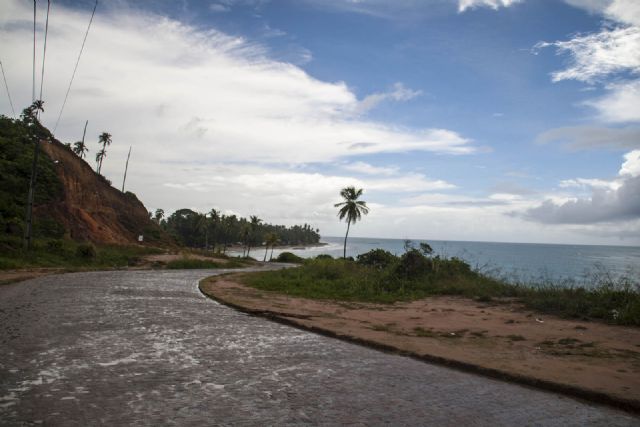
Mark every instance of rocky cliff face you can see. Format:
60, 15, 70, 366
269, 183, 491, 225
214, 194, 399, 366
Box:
36, 139, 167, 245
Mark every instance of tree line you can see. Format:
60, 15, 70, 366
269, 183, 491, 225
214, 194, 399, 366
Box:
152, 208, 321, 258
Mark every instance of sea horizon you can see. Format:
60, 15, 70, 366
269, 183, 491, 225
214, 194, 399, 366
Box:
233, 236, 640, 286
320, 235, 640, 249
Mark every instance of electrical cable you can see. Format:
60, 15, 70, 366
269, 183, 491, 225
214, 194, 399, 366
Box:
38, 0, 51, 104
53, 0, 98, 133
0, 59, 16, 117
32, 0, 36, 103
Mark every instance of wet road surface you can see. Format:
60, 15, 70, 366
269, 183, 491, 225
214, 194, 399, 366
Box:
1, 269, 638, 426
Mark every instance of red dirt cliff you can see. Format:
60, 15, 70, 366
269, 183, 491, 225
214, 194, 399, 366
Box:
36, 139, 169, 245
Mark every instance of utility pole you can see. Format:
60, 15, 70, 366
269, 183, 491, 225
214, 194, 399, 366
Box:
81, 120, 88, 147
24, 138, 43, 250
121, 146, 131, 192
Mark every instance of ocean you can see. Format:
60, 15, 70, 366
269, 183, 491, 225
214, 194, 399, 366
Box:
250, 236, 640, 285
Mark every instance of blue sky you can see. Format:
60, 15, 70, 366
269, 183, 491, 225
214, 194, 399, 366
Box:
1, 0, 639, 245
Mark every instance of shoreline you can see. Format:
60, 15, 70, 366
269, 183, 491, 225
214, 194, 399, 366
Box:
224, 242, 328, 254
200, 274, 640, 413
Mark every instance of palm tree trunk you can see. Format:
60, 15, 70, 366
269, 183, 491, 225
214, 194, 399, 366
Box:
270, 246, 274, 261
343, 220, 351, 259
263, 245, 268, 262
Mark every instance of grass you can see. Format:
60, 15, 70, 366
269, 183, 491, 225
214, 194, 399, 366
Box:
166, 257, 249, 269
166, 259, 224, 269
0, 236, 164, 270
240, 251, 640, 326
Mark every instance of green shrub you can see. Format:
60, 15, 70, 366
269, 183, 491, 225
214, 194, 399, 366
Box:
275, 252, 305, 263
76, 243, 96, 259
394, 249, 432, 279
356, 249, 397, 270
45, 239, 66, 254
166, 258, 222, 269
438, 257, 472, 275
315, 254, 333, 260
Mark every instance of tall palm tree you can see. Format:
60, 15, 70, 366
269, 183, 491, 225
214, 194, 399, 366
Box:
247, 215, 261, 257
208, 209, 219, 251
73, 141, 88, 158
335, 187, 369, 259
97, 132, 112, 174
264, 232, 278, 262
21, 100, 44, 127
95, 149, 106, 172
154, 208, 164, 224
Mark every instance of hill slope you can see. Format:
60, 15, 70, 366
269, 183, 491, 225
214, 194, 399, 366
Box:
0, 115, 169, 245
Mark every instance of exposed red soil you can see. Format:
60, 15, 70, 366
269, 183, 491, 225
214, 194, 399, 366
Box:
37, 139, 170, 245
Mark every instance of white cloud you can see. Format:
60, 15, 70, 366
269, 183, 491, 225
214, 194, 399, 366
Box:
0, 0, 475, 170
458, 0, 522, 13
524, 150, 640, 224
620, 149, 640, 176
209, 4, 231, 13
536, 125, 640, 150
559, 178, 621, 191
0, 0, 486, 243
535, 0, 640, 125
536, 26, 640, 84
584, 80, 640, 123
357, 82, 422, 113
342, 161, 398, 176
564, 0, 640, 26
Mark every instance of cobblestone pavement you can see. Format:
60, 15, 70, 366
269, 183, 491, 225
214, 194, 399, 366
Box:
1, 269, 638, 426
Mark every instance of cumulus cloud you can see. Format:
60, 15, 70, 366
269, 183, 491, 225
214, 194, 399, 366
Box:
620, 149, 640, 176
564, 0, 640, 26
536, 125, 640, 150
458, 0, 522, 13
524, 150, 640, 224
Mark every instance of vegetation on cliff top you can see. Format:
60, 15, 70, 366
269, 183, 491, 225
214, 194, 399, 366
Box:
0, 114, 64, 239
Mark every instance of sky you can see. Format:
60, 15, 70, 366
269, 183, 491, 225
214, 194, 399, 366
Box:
0, 0, 639, 245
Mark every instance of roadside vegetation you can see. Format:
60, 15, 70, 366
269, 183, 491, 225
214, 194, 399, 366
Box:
0, 236, 163, 270
243, 246, 640, 326
0, 235, 262, 272
166, 256, 250, 270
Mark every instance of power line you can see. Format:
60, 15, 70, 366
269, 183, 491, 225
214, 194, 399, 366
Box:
53, 0, 98, 133
0, 59, 16, 117
38, 0, 51, 104
32, 0, 36, 103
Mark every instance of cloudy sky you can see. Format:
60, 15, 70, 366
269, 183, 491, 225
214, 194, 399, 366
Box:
1, 0, 639, 245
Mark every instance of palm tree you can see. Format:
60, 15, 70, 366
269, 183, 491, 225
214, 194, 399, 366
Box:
97, 132, 112, 174
154, 208, 164, 224
335, 187, 369, 259
95, 149, 106, 172
73, 141, 88, 158
208, 209, 219, 251
264, 232, 278, 262
247, 215, 262, 257
241, 225, 251, 257
21, 100, 44, 127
